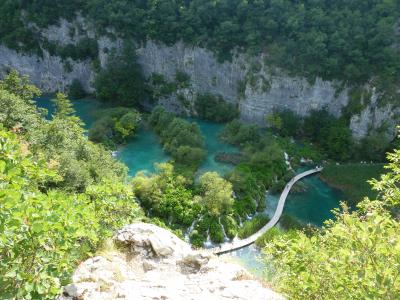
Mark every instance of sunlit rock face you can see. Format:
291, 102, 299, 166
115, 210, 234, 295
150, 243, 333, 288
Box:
0, 17, 397, 138
58, 223, 284, 300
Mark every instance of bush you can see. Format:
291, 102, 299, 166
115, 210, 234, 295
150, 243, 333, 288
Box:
209, 218, 225, 243
195, 93, 239, 122
149, 107, 206, 170
89, 107, 141, 148
220, 120, 261, 146
95, 44, 147, 107
221, 215, 238, 239
189, 230, 206, 248
68, 79, 86, 99
255, 227, 283, 248
0, 129, 142, 299
238, 214, 270, 239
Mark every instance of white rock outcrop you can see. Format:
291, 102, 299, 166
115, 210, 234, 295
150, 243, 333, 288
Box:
58, 223, 284, 300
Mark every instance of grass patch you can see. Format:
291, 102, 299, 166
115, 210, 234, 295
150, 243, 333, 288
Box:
320, 163, 386, 207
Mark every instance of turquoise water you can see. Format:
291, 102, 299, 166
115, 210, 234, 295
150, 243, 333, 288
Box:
232, 172, 343, 277
117, 127, 170, 176
35, 95, 102, 129
188, 118, 238, 176
34, 97, 342, 276
34, 97, 238, 176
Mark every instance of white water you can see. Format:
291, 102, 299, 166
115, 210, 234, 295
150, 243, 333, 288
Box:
204, 229, 215, 248
218, 217, 230, 242
184, 216, 203, 242
284, 152, 292, 170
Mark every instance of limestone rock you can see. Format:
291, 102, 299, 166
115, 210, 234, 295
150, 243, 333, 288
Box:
58, 222, 284, 300
2, 16, 396, 137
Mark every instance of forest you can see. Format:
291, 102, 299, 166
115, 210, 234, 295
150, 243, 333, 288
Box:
1, 72, 400, 299
0, 0, 399, 90
1, 0, 400, 299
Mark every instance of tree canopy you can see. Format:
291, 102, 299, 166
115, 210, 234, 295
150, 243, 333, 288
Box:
1, 0, 399, 87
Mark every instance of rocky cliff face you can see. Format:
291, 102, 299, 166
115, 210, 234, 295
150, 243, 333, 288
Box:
58, 223, 283, 300
0, 17, 398, 138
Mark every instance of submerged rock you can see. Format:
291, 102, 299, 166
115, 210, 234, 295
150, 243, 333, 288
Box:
58, 222, 284, 300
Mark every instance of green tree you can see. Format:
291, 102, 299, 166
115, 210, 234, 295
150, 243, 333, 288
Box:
0, 129, 143, 299
94, 44, 147, 106
198, 172, 234, 216
68, 79, 86, 99
266, 113, 282, 131
0, 69, 41, 102
263, 143, 400, 299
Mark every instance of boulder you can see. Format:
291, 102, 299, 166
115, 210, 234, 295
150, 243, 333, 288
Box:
59, 222, 284, 300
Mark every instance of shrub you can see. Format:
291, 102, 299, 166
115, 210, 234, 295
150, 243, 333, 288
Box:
0, 129, 142, 299
68, 79, 86, 99
238, 214, 270, 239
195, 93, 239, 122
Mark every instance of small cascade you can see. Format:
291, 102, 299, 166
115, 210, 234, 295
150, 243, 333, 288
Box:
111, 150, 118, 157
218, 217, 230, 242
238, 215, 243, 227
184, 218, 198, 242
203, 229, 215, 248
284, 152, 293, 170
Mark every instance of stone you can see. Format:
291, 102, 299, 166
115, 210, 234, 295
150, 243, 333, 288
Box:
58, 222, 285, 300
1, 16, 397, 138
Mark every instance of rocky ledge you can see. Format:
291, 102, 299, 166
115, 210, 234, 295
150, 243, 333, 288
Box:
58, 223, 283, 300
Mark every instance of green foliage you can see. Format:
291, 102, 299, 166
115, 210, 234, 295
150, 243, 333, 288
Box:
89, 107, 141, 148
195, 94, 239, 123
148, 73, 177, 98
263, 146, 400, 299
0, 70, 41, 102
267, 110, 301, 138
272, 109, 356, 161
174, 70, 190, 89
189, 229, 206, 248
0, 129, 142, 299
208, 219, 223, 243
3, 0, 400, 91
356, 130, 392, 162
220, 120, 261, 147
220, 215, 238, 239
0, 71, 129, 192
222, 120, 287, 214
94, 44, 147, 107
238, 214, 270, 239
198, 172, 234, 216
149, 107, 206, 170
132, 163, 201, 227
321, 163, 386, 207
68, 79, 86, 100
255, 227, 283, 248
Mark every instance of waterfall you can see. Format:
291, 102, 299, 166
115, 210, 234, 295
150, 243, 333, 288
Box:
184, 219, 197, 242
184, 215, 203, 243
284, 152, 293, 170
238, 215, 243, 227
204, 229, 214, 248
218, 217, 230, 242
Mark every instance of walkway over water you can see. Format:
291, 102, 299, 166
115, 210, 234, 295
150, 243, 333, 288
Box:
209, 167, 323, 255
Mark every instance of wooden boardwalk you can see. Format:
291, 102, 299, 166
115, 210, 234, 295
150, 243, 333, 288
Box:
207, 167, 323, 255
